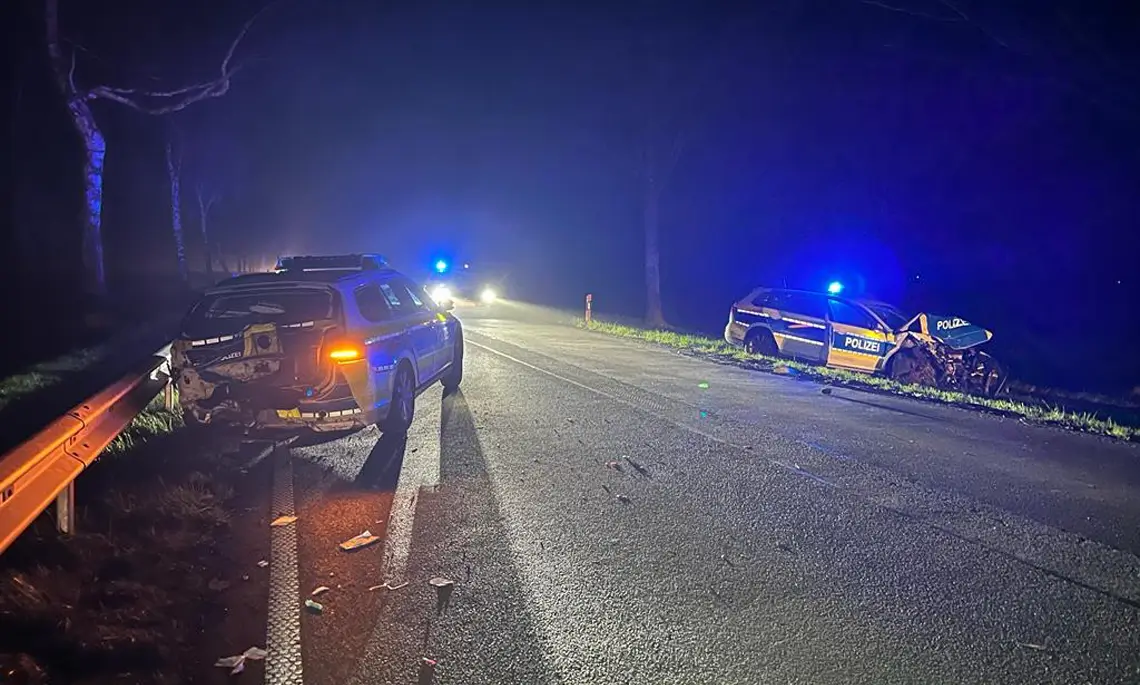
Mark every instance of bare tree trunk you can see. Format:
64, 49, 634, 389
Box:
644, 176, 666, 328
215, 243, 230, 274
195, 185, 219, 277
198, 196, 211, 277
46, 0, 107, 298
165, 140, 187, 282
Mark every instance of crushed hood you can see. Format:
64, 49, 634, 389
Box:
900, 313, 993, 350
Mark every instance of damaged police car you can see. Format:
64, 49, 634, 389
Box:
171, 254, 463, 432
724, 287, 1007, 396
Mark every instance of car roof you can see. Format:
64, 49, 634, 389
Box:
209, 266, 405, 290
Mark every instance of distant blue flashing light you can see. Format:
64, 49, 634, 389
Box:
435, 259, 449, 273
827, 281, 844, 295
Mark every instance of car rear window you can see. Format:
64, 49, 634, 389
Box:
187, 290, 335, 326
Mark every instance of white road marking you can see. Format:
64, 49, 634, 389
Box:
265, 445, 304, 685
378, 390, 442, 585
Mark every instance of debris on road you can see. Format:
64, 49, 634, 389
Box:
256, 559, 269, 568
339, 530, 381, 551
430, 577, 455, 614
311, 586, 331, 596
616, 494, 632, 505
605, 460, 623, 471
304, 599, 324, 614
214, 646, 268, 675
369, 580, 409, 592
270, 514, 298, 527
698, 381, 710, 389
418, 657, 438, 685
622, 455, 650, 477
821, 386, 833, 395
772, 364, 798, 376
1017, 642, 1049, 652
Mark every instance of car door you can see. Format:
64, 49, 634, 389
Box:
826, 298, 892, 371
390, 276, 448, 380
347, 283, 395, 414
768, 291, 829, 362
377, 278, 438, 384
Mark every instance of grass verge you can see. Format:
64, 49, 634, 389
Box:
0, 419, 257, 684
104, 393, 184, 456
0, 348, 105, 412
577, 319, 1140, 442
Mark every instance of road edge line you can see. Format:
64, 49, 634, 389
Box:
264, 444, 304, 685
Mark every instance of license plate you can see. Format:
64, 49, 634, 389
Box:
276, 408, 301, 419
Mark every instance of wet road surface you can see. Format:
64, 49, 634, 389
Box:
253, 302, 1140, 685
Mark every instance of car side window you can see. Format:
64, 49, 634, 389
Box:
829, 299, 879, 329
378, 283, 405, 310
391, 278, 429, 310
379, 278, 431, 316
780, 292, 828, 319
355, 285, 392, 323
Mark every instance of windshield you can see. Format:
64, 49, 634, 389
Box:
864, 302, 910, 330
187, 290, 334, 326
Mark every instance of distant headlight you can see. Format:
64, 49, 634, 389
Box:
480, 287, 497, 304
431, 285, 452, 303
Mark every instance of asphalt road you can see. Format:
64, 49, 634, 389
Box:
264, 301, 1140, 685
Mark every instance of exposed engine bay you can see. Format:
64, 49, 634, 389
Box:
887, 313, 1008, 397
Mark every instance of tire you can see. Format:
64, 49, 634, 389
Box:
744, 329, 778, 356
382, 363, 416, 434
441, 330, 464, 393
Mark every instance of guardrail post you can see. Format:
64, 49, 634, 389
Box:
55, 481, 75, 535
585, 293, 593, 324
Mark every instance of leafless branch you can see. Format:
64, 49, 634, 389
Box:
85, 1, 276, 115
860, 0, 962, 22
67, 49, 77, 92
197, 183, 220, 217
92, 77, 235, 99
861, 0, 1010, 49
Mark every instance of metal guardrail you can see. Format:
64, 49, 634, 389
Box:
0, 344, 174, 556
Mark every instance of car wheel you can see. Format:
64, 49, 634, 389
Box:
382, 363, 416, 434
744, 329, 778, 356
442, 330, 464, 393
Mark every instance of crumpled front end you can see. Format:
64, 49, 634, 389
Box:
889, 313, 1008, 396
172, 319, 368, 430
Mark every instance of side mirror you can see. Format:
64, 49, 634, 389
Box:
440, 299, 455, 312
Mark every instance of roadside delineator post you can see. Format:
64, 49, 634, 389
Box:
585, 293, 593, 324
163, 379, 174, 411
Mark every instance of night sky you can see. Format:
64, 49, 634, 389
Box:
4, 0, 1139, 392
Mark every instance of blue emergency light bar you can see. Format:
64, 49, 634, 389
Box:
276, 253, 388, 272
